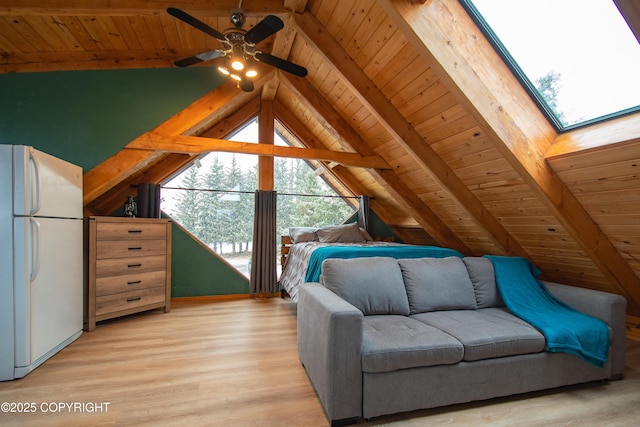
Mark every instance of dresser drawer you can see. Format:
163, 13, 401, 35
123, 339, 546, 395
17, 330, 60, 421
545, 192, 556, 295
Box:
96, 239, 167, 259
95, 270, 166, 296
95, 286, 166, 317
95, 255, 166, 278
86, 216, 171, 331
96, 221, 167, 240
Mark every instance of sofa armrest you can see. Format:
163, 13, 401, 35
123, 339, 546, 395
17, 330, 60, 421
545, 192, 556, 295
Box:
297, 283, 363, 422
545, 281, 627, 379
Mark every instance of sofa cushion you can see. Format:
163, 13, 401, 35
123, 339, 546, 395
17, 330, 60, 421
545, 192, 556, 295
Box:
321, 257, 410, 315
361, 315, 463, 373
412, 308, 546, 361
398, 257, 477, 314
462, 257, 504, 308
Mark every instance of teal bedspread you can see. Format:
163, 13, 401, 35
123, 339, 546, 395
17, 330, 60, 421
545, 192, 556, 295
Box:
485, 255, 609, 367
305, 245, 463, 283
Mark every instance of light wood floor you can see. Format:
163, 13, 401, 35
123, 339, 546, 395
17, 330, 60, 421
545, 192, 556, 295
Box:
1, 298, 639, 427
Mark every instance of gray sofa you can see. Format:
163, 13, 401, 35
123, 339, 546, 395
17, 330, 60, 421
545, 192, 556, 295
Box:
297, 256, 627, 426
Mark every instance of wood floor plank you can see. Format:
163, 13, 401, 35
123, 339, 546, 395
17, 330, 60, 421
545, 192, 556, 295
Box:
1, 298, 639, 426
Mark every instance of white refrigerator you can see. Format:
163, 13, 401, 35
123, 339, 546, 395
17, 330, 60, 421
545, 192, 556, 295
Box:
0, 145, 84, 381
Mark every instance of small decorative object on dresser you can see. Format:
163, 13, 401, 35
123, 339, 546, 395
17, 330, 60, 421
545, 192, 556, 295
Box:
85, 216, 172, 331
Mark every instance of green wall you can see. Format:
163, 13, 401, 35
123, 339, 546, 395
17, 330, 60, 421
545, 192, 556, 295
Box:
1, 67, 250, 297
170, 222, 249, 297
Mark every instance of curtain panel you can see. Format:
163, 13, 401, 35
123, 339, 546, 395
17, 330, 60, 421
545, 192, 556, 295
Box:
357, 195, 370, 232
250, 190, 278, 294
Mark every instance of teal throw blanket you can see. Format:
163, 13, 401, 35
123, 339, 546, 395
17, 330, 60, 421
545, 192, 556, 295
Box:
305, 245, 463, 283
485, 255, 609, 367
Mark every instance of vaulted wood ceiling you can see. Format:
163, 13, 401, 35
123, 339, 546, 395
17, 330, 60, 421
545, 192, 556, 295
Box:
2, 0, 640, 317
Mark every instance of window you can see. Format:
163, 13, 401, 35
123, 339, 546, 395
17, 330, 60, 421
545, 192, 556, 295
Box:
461, 0, 640, 130
161, 119, 355, 278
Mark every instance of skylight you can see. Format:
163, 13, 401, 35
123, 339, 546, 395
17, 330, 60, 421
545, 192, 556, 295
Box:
462, 0, 640, 130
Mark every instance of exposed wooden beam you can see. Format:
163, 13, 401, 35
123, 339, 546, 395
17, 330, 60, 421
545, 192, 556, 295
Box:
283, 0, 308, 14
0, 50, 179, 74
274, 99, 396, 222
128, 132, 391, 169
0, 1, 288, 17
83, 148, 161, 206
381, 0, 640, 312
546, 112, 640, 160
279, 73, 471, 254
294, 11, 527, 258
199, 97, 261, 140
85, 153, 194, 216
154, 74, 269, 137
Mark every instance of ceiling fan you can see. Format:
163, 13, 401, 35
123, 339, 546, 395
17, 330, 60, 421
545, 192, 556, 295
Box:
167, 5, 308, 92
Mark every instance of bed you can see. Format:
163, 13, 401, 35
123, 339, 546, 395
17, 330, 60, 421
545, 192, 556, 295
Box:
278, 223, 463, 302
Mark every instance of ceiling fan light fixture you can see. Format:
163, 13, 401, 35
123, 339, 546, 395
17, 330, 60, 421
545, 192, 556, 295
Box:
230, 73, 242, 81
218, 65, 230, 75
231, 59, 245, 71
245, 68, 258, 78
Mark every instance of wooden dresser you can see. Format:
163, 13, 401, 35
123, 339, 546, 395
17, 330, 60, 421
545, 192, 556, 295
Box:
86, 216, 172, 331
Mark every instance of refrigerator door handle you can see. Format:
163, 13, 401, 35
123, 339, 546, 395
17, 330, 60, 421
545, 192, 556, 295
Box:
28, 148, 41, 216
30, 218, 41, 283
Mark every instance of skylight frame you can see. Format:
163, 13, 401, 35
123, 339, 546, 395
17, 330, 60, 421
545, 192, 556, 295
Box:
459, 0, 640, 133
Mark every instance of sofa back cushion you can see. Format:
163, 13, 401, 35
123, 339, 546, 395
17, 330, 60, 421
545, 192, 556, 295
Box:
462, 257, 504, 308
321, 257, 410, 315
398, 257, 477, 314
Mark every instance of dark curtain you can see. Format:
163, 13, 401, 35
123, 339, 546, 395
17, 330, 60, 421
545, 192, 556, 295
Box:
357, 195, 370, 232
250, 190, 278, 294
137, 183, 161, 218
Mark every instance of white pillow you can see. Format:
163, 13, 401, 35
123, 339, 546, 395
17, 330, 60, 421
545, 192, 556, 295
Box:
289, 227, 318, 243
316, 223, 366, 243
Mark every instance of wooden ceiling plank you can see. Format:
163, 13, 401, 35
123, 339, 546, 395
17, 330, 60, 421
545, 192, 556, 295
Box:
1, 15, 52, 51
382, 0, 640, 312
57, 15, 101, 51
78, 15, 113, 50
294, 10, 528, 259
278, 73, 471, 254
96, 16, 129, 50
21, 15, 68, 51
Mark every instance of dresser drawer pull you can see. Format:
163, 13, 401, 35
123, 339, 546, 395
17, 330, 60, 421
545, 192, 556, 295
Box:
127, 297, 142, 302
128, 263, 142, 268
128, 247, 143, 251
127, 280, 142, 285
128, 229, 143, 234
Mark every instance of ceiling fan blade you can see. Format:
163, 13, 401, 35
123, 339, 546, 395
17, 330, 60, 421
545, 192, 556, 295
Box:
174, 50, 225, 67
240, 78, 255, 92
167, 8, 226, 41
244, 15, 284, 44
254, 52, 308, 77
